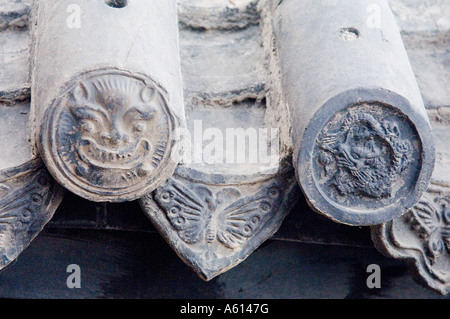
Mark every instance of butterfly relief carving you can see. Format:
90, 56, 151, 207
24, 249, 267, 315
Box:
154, 178, 281, 250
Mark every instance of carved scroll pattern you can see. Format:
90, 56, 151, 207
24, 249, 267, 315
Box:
0, 163, 64, 268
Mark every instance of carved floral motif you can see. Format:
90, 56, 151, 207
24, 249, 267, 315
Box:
410, 196, 450, 264
372, 185, 450, 295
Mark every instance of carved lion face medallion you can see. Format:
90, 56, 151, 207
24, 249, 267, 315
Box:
312, 102, 423, 218
41, 69, 179, 202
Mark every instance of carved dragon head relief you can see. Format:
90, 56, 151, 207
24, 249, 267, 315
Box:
311, 102, 423, 215
318, 112, 412, 198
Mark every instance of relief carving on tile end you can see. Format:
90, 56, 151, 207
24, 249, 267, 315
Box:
154, 178, 282, 250
317, 110, 412, 198
410, 195, 450, 266
41, 69, 179, 201
313, 103, 421, 209
141, 172, 298, 280
0, 161, 64, 269
372, 186, 450, 295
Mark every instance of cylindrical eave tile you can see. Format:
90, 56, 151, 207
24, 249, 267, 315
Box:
31, 0, 185, 202
272, 0, 435, 225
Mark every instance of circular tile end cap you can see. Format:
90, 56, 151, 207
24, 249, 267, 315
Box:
39, 69, 182, 202
296, 88, 435, 226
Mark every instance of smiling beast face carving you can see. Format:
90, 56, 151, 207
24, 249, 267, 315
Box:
70, 76, 157, 170
41, 69, 179, 202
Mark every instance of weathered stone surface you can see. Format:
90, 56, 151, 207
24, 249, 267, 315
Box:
0, 103, 64, 270
0, 103, 31, 168
0, 0, 29, 32
269, 0, 435, 225
0, 30, 29, 104
31, 0, 185, 202
391, 0, 450, 109
402, 32, 450, 109
180, 25, 266, 109
178, 0, 259, 31
389, 0, 450, 33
